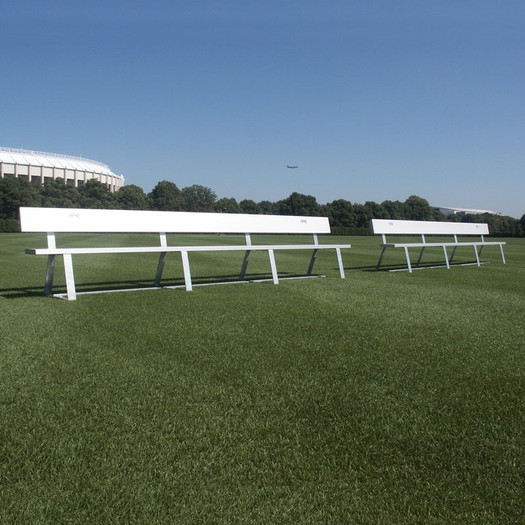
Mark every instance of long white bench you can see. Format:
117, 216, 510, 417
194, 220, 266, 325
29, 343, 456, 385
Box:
372, 219, 506, 272
20, 207, 351, 300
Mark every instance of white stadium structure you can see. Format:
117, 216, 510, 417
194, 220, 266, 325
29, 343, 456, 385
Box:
0, 147, 124, 192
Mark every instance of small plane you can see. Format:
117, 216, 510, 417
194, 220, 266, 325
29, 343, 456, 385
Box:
287, 165, 299, 169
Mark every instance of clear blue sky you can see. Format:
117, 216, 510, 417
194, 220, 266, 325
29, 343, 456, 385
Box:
2, 0, 524, 217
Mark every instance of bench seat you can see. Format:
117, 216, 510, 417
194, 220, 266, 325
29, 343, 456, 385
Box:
26, 244, 344, 255
20, 207, 350, 300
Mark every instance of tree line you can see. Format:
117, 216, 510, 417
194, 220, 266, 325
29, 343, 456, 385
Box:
0, 176, 523, 236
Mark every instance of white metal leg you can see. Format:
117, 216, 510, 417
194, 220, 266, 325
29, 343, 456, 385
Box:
376, 246, 387, 270
415, 247, 425, 267
268, 249, 279, 284
240, 250, 251, 280
500, 245, 506, 264
404, 247, 412, 273
335, 248, 345, 278
181, 251, 192, 291
63, 254, 77, 301
307, 249, 318, 275
45, 255, 56, 295
442, 246, 450, 269
473, 245, 480, 266
154, 252, 168, 286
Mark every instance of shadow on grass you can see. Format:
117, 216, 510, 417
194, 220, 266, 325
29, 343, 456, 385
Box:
1, 271, 317, 299
343, 258, 487, 272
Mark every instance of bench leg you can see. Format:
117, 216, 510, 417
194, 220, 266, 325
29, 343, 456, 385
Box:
154, 252, 168, 286
416, 247, 425, 267
335, 248, 345, 278
63, 254, 77, 301
44, 255, 56, 296
499, 244, 506, 264
376, 246, 387, 271
404, 247, 413, 273
450, 246, 457, 264
442, 246, 450, 269
240, 250, 251, 280
307, 249, 318, 276
268, 249, 279, 284
180, 251, 193, 291
473, 245, 480, 267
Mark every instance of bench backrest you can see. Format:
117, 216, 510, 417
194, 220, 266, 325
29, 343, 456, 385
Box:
19, 207, 332, 235
371, 219, 489, 236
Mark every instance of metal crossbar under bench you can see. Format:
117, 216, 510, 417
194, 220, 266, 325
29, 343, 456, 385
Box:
20, 207, 351, 300
372, 219, 506, 273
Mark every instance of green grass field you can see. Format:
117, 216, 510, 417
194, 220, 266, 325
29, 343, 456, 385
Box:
1, 233, 524, 524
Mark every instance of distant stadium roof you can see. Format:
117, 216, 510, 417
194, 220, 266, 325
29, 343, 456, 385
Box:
0, 147, 116, 177
0, 147, 124, 191
433, 205, 502, 216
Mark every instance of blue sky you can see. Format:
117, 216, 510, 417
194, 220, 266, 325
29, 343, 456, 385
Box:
1, 0, 524, 217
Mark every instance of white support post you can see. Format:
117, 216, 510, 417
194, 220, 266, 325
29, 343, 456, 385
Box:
47, 232, 56, 249
473, 245, 480, 266
154, 233, 168, 286
45, 255, 56, 295
416, 234, 426, 267
416, 247, 425, 267
155, 254, 168, 286
499, 244, 506, 264
335, 247, 345, 278
180, 251, 192, 291
442, 246, 450, 269
268, 249, 279, 284
240, 233, 252, 280
376, 246, 387, 271
63, 254, 77, 300
479, 235, 485, 257
44, 232, 57, 295
450, 234, 458, 263
404, 246, 413, 273
307, 249, 319, 275
376, 234, 388, 271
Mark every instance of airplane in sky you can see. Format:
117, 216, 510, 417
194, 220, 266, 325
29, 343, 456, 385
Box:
287, 165, 299, 169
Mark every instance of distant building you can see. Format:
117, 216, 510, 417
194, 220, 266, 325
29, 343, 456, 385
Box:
0, 147, 124, 192
433, 205, 502, 216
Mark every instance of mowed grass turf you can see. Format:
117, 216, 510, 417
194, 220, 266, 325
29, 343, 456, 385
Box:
1, 233, 524, 524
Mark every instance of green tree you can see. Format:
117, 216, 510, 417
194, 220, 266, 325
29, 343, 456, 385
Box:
404, 195, 434, 220
258, 200, 278, 215
365, 200, 388, 219
41, 178, 80, 208
182, 184, 217, 212
148, 180, 184, 211
214, 197, 241, 213
239, 199, 261, 214
277, 192, 321, 216
116, 184, 148, 210
381, 200, 406, 219
77, 179, 117, 208
0, 177, 40, 219
323, 199, 356, 229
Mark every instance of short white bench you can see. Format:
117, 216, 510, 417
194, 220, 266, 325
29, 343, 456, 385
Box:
372, 219, 506, 272
20, 207, 351, 300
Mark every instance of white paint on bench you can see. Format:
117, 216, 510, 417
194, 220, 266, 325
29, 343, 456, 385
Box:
371, 219, 505, 272
19, 207, 331, 234
20, 207, 350, 300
